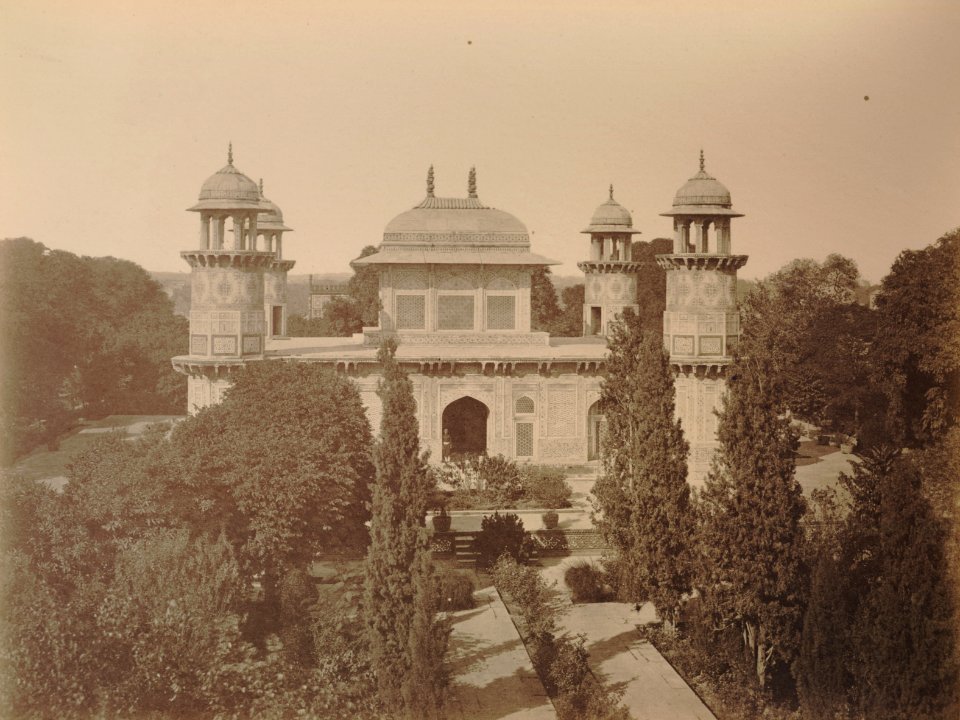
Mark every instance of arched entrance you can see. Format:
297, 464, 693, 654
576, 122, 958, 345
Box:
442, 396, 489, 460
587, 400, 606, 461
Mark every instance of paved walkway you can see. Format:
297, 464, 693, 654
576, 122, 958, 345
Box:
541, 557, 718, 720
447, 582, 556, 720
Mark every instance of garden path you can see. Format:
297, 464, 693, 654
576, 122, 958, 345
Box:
540, 556, 718, 720
447, 583, 557, 719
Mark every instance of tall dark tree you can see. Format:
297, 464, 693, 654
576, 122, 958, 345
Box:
849, 459, 958, 719
696, 291, 807, 689
871, 229, 960, 446
631, 237, 672, 332
348, 245, 382, 327
555, 283, 585, 336
531, 266, 562, 332
363, 340, 448, 717
592, 308, 691, 621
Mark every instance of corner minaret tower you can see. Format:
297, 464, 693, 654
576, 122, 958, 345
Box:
173, 145, 275, 412
257, 179, 295, 338
657, 152, 748, 485
577, 186, 642, 336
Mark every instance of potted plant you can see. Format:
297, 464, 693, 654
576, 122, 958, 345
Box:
542, 509, 559, 530
432, 506, 452, 533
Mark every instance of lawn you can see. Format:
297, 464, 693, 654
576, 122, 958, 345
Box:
8, 415, 184, 488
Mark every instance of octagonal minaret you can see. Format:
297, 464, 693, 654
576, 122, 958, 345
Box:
577, 186, 642, 336
656, 152, 748, 485
257, 179, 294, 338
172, 144, 276, 412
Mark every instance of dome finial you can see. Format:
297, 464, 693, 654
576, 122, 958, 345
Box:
228, 142, 234, 166
427, 165, 435, 197
468, 166, 477, 198
609, 184, 614, 201
259, 178, 264, 196
699, 148, 705, 173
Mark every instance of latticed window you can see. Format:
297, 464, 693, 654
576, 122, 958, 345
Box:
437, 295, 474, 330
396, 295, 425, 329
515, 396, 535, 414
486, 295, 516, 330
516, 422, 534, 457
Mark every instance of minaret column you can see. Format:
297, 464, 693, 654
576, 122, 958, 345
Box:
200, 213, 210, 249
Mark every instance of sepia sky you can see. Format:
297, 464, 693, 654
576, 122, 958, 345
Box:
1, 0, 958, 282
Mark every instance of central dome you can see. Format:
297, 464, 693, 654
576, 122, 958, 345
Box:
385, 199, 528, 236
383, 167, 528, 244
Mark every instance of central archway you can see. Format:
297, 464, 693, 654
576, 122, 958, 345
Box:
442, 396, 489, 460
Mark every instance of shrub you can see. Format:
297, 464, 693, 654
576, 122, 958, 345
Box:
542, 510, 559, 529
550, 635, 629, 720
431, 506, 451, 532
521, 466, 573, 508
475, 512, 532, 567
490, 555, 556, 639
433, 565, 475, 611
564, 561, 612, 603
476, 454, 524, 505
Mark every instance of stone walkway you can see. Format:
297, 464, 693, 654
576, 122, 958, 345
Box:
447, 583, 556, 719
541, 556, 718, 720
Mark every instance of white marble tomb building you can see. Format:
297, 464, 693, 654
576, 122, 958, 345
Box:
172, 150, 747, 480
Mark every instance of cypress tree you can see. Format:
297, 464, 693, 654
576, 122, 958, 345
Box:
849, 460, 958, 720
592, 308, 691, 622
363, 339, 448, 716
697, 293, 807, 690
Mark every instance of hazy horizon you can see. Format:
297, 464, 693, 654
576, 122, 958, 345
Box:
3, 0, 958, 284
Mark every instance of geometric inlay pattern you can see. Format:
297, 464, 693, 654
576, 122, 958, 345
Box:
396, 295, 426, 330
699, 336, 722, 355
515, 396, 535, 414
190, 334, 208, 355
242, 335, 261, 354
673, 335, 695, 355
546, 387, 576, 437
212, 335, 237, 355
437, 295, 474, 330
516, 422, 534, 457
486, 295, 516, 330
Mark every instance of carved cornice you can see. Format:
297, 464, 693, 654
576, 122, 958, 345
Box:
180, 251, 277, 269
655, 254, 748, 271
267, 259, 296, 272
671, 361, 731, 379
577, 261, 644, 274
171, 356, 248, 378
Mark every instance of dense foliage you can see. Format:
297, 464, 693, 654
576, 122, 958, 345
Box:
439, 454, 572, 510
0, 363, 384, 719
592, 307, 691, 621
363, 340, 449, 718
0, 238, 188, 463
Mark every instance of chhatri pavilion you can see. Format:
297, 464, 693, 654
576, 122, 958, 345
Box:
172, 149, 747, 483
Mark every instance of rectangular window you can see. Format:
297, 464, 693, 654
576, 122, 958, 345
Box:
396, 295, 426, 329
437, 295, 474, 330
486, 295, 516, 330
516, 422, 534, 457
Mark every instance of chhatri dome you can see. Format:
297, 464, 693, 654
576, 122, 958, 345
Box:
581, 185, 640, 234
257, 179, 292, 232
188, 143, 264, 212
666, 150, 740, 216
